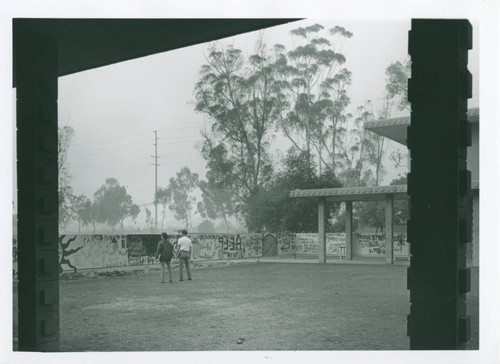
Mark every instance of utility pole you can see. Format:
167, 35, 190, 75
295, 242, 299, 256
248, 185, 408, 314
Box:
151, 131, 160, 232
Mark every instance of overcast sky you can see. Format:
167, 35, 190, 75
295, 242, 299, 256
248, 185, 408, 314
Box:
10, 17, 480, 228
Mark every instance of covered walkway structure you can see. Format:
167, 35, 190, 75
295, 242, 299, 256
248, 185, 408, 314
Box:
290, 185, 407, 264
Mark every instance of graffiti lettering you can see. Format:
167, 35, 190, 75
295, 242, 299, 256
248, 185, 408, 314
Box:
393, 233, 406, 251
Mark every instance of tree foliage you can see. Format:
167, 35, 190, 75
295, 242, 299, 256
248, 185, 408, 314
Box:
197, 219, 216, 233
194, 40, 283, 206
58, 126, 75, 231
245, 148, 342, 232
155, 187, 171, 231
335, 106, 388, 187
93, 178, 140, 232
355, 201, 386, 233
161, 167, 199, 229
144, 207, 155, 232
71, 194, 90, 233
354, 175, 408, 233
196, 144, 237, 231
390, 174, 408, 226
273, 24, 353, 174
385, 58, 411, 112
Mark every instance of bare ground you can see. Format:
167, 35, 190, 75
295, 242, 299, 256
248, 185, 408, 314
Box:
12, 262, 479, 351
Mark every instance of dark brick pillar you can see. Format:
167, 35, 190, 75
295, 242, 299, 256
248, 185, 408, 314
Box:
407, 19, 472, 349
15, 25, 60, 351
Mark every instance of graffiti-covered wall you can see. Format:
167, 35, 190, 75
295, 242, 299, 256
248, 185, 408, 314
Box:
11, 230, 411, 277
59, 235, 128, 272
295, 233, 347, 256
11, 233, 267, 274
353, 232, 409, 257
190, 233, 263, 260
294, 232, 409, 258
57, 234, 163, 273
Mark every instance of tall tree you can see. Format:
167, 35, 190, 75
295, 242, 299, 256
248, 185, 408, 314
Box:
71, 194, 88, 233
197, 219, 216, 233
155, 187, 171, 231
335, 106, 378, 187
385, 58, 411, 112
164, 167, 199, 229
73, 195, 99, 233
354, 175, 408, 233
197, 179, 234, 233
245, 148, 342, 232
197, 144, 237, 232
93, 178, 140, 232
273, 24, 353, 174
385, 58, 411, 174
194, 39, 282, 206
58, 126, 75, 231
390, 175, 408, 226
144, 207, 155, 233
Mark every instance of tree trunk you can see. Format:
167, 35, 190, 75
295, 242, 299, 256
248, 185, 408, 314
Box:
223, 213, 229, 233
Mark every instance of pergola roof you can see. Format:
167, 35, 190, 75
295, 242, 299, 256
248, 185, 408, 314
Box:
13, 18, 300, 87
364, 107, 479, 146
290, 184, 408, 201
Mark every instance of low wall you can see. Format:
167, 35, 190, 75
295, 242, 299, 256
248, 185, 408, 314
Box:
293, 232, 409, 258
190, 233, 263, 260
12, 231, 412, 277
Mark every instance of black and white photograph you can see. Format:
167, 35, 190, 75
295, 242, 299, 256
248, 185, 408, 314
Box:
1, 1, 499, 363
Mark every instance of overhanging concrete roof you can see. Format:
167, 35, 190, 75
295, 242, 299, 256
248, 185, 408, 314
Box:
290, 181, 478, 202
364, 107, 479, 146
290, 184, 408, 201
13, 18, 300, 87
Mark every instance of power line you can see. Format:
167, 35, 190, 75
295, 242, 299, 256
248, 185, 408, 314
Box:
72, 131, 152, 146
71, 126, 202, 147
70, 142, 153, 156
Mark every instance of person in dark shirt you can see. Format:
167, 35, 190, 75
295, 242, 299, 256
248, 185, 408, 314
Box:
155, 232, 173, 283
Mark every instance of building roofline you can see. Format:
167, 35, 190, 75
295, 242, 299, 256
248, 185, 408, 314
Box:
290, 184, 408, 201
290, 182, 478, 201
364, 107, 479, 131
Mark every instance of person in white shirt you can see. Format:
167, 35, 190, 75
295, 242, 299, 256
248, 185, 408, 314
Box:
176, 229, 192, 281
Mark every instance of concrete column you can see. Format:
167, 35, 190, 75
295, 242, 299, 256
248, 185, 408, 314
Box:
407, 19, 472, 349
385, 195, 394, 264
345, 201, 353, 260
318, 197, 326, 263
15, 24, 60, 351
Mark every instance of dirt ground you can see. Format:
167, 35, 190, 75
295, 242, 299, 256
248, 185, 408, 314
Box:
12, 262, 479, 351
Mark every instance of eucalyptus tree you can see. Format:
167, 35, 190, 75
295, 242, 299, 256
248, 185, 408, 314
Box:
58, 126, 75, 231
194, 39, 284, 207
385, 58, 411, 112
385, 58, 411, 171
161, 167, 199, 229
273, 24, 353, 174
93, 178, 140, 232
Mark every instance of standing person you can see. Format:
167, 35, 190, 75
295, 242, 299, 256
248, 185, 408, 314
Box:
176, 229, 192, 281
156, 232, 173, 283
